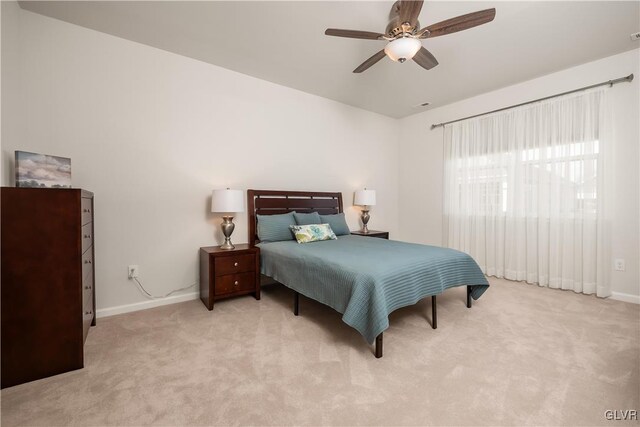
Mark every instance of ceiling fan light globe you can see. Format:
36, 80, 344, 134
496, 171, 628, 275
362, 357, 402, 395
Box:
384, 37, 421, 62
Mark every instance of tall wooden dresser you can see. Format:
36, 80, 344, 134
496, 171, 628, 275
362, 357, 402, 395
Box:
1, 187, 96, 388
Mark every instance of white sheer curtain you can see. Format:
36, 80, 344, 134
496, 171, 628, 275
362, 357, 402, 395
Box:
443, 88, 611, 297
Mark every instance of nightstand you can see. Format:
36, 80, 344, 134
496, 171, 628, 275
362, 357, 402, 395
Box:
199, 244, 260, 310
351, 230, 389, 239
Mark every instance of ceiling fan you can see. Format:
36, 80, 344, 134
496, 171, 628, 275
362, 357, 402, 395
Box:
325, 1, 496, 73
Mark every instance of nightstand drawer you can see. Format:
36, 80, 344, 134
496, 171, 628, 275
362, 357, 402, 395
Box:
215, 272, 256, 295
214, 254, 255, 276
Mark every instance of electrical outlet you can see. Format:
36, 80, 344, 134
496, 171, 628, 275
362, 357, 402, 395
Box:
631, 32, 640, 41
614, 259, 625, 271
128, 265, 139, 279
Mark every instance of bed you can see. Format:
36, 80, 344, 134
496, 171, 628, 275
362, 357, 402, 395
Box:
248, 189, 488, 358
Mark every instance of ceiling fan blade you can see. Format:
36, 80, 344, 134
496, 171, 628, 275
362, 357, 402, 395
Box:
421, 8, 496, 38
399, 0, 424, 27
413, 47, 438, 70
353, 50, 386, 73
325, 28, 384, 40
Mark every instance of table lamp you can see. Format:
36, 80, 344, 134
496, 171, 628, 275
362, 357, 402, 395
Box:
211, 188, 244, 250
354, 188, 376, 233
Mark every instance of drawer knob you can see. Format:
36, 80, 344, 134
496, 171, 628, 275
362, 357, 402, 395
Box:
234, 281, 239, 286
85, 286, 91, 290
234, 262, 238, 267
84, 234, 91, 238
85, 311, 92, 315
85, 260, 92, 264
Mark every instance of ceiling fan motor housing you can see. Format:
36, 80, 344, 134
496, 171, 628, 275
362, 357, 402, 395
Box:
386, 13, 420, 38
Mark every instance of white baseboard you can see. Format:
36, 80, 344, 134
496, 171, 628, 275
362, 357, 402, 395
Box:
95, 287, 639, 317
610, 291, 640, 304
96, 291, 200, 318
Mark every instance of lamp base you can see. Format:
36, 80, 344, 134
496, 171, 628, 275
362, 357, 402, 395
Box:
220, 216, 236, 250
360, 209, 370, 234
220, 241, 235, 250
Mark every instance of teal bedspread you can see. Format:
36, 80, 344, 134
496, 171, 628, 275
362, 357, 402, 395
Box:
258, 235, 489, 344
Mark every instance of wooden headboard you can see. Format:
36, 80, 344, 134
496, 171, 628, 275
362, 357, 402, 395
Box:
247, 189, 343, 246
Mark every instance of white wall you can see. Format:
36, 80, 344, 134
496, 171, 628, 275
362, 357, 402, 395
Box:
397, 49, 640, 301
1, 1, 21, 182
1, 4, 400, 314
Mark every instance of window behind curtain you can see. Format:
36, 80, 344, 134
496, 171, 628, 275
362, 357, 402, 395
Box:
443, 88, 609, 297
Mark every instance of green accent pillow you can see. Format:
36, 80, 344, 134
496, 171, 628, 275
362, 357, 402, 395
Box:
319, 213, 350, 236
257, 212, 296, 242
289, 224, 337, 244
294, 212, 321, 225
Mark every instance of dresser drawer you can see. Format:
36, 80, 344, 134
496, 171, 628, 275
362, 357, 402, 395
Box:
82, 275, 94, 342
84, 294, 94, 313
82, 316, 91, 342
215, 272, 255, 295
82, 293, 94, 342
214, 254, 255, 276
84, 292, 93, 312
81, 197, 93, 225
83, 274, 94, 303
81, 223, 93, 254
82, 249, 93, 281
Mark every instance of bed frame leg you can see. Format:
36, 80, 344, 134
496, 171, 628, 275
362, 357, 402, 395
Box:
294, 291, 299, 316
375, 333, 383, 358
432, 295, 437, 329
467, 285, 472, 308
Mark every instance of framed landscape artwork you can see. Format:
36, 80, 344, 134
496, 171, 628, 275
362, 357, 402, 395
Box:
15, 151, 72, 188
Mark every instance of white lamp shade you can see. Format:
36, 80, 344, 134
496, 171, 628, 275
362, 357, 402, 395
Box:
384, 37, 422, 62
354, 189, 376, 206
211, 189, 245, 213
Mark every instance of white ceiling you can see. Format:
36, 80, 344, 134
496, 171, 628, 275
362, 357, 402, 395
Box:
18, 1, 640, 118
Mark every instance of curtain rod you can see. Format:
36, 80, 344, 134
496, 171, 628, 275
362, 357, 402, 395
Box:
430, 73, 634, 130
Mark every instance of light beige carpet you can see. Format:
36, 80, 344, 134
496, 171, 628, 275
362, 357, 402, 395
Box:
1, 277, 638, 426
